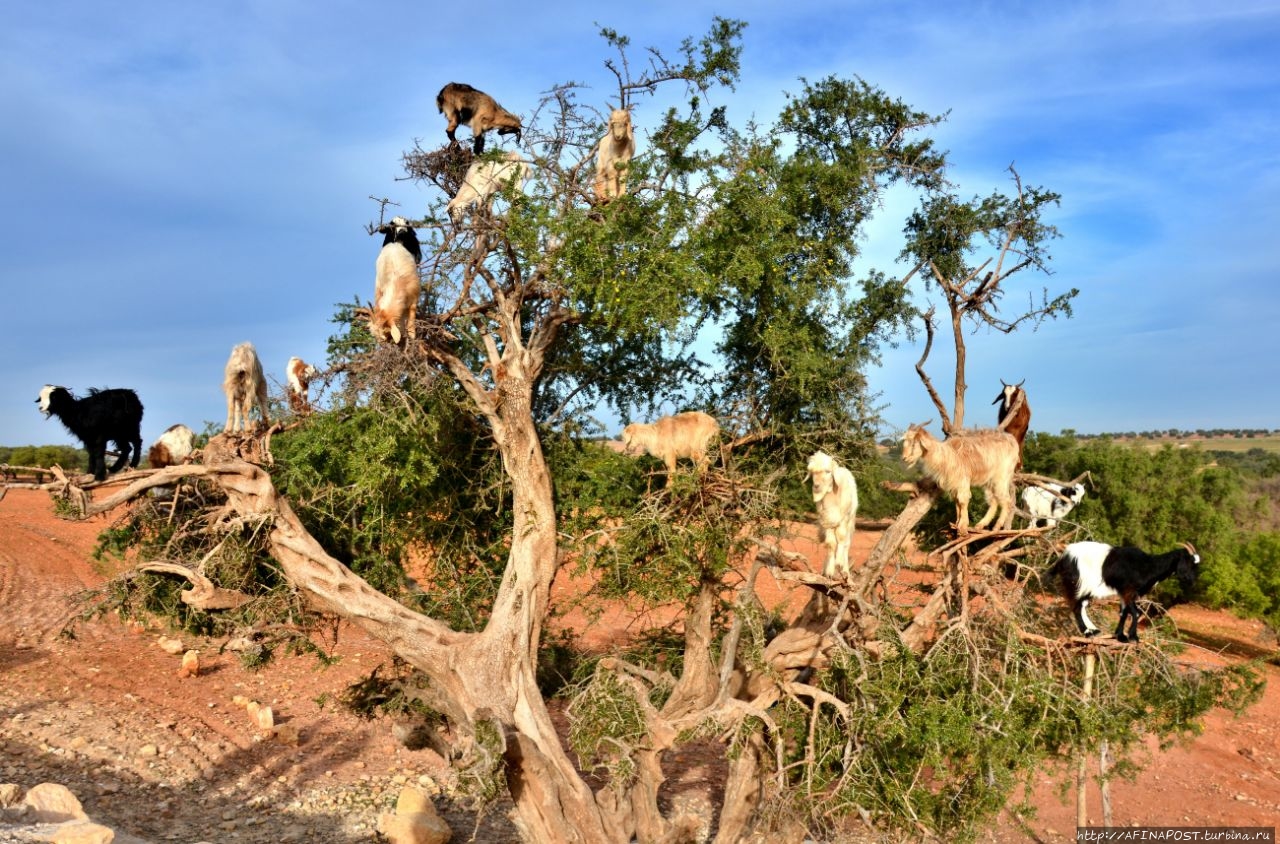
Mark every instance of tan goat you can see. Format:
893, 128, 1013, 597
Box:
807, 450, 859, 577
901, 423, 1018, 533
621, 411, 719, 473
223, 342, 269, 433
436, 82, 522, 154
593, 108, 635, 202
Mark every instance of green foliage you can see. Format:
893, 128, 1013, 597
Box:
566, 666, 653, 789
0, 444, 87, 475
771, 620, 1261, 841
269, 364, 511, 629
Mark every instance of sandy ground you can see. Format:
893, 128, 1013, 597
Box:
0, 486, 1277, 842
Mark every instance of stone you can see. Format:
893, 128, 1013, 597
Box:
271, 724, 300, 746
21, 782, 88, 822
50, 820, 117, 844
377, 810, 452, 844
395, 786, 431, 816
0, 782, 21, 807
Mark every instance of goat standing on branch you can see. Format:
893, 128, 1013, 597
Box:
901, 423, 1018, 534
993, 379, 1030, 468
806, 450, 859, 578
36, 385, 144, 481
593, 108, 635, 202
447, 151, 531, 223
286, 357, 319, 415
223, 342, 269, 434
1022, 480, 1085, 528
370, 217, 421, 346
1049, 541, 1200, 643
621, 411, 719, 473
436, 82, 523, 155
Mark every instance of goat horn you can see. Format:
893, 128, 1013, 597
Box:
1000, 379, 1010, 388
1016, 379, 1025, 387
1181, 541, 1199, 560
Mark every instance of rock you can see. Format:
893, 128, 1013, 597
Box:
271, 724, 300, 746
21, 782, 88, 822
156, 636, 185, 655
0, 782, 21, 807
138, 745, 158, 758
395, 786, 431, 816
50, 820, 117, 844
178, 650, 200, 678
254, 705, 274, 732
377, 811, 452, 844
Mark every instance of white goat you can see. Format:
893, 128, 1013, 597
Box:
807, 450, 859, 578
147, 424, 195, 468
901, 423, 1018, 533
1022, 481, 1085, 528
286, 356, 319, 415
371, 217, 421, 346
447, 151, 531, 223
223, 342, 269, 433
593, 108, 635, 202
621, 411, 719, 473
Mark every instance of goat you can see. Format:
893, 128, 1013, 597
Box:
223, 342, 270, 433
806, 450, 859, 578
993, 379, 1031, 468
621, 411, 719, 473
36, 385, 144, 482
371, 217, 421, 346
436, 82, 522, 155
901, 423, 1019, 533
286, 357, 319, 415
446, 151, 531, 223
147, 424, 195, 468
1049, 541, 1200, 642
593, 108, 636, 202
1022, 481, 1085, 528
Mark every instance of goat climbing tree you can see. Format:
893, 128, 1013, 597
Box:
54, 21, 1259, 844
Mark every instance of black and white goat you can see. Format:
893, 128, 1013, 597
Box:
36, 385, 144, 481
1048, 540, 1200, 643
1022, 481, 1085, 528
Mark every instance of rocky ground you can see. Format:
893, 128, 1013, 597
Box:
1, 486, 1277, 843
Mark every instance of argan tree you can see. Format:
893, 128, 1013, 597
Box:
54, 21, 1259, 844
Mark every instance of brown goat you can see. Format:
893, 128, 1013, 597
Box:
436, 82, 522, 154
993, 379, 1031, 468
901, 423, 1019, 534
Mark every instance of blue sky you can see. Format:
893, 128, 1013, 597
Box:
2, 1, 1278, 453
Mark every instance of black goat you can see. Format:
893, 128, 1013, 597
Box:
36, 385, 144, 481
1048, 540, 1200, 643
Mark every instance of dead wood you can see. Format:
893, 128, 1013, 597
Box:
137, 561, 254, 610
